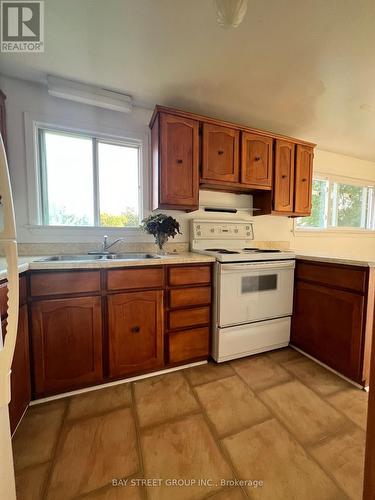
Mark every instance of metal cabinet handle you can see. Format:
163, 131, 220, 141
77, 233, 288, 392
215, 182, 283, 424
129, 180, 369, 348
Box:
301, 178, 307, 182
131, 326, 140, 333
176, 159, 183, 164
254, 156, 261, 161
281, 175, 287, 179
218, 150, 224, 155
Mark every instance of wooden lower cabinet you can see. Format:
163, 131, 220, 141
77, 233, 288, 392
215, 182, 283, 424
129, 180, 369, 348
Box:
291, 261, 374, 385
108, 290, 164, 377
31, 296, 103, 396
9, 304, 31, 433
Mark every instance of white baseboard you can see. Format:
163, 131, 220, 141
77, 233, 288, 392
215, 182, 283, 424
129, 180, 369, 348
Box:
30, 360, 208, 406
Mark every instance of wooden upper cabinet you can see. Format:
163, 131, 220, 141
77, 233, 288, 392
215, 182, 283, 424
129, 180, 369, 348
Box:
152, 112, 199, 211
108, 290, 164, 377
201, 123, 240, 183
31, 296, 103, 396
273, 139, 295, 213
241, 132, 273, 189
294, 145, 314, 215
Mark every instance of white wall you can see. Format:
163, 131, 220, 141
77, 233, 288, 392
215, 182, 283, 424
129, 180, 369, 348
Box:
292, 150, 375, 259
0, 75, 292, 247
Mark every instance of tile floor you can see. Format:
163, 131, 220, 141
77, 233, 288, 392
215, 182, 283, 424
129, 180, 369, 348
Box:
12, 348, 368, 500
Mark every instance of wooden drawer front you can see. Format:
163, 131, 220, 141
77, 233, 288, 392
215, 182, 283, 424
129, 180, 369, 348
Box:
30, 271, 101, 297
169, 286, 211, 309
0, 281, 7, 319
107, 267, 164, 291
169, 327, 210, 364
296, 261, 367, 293
168, 265, 211, 287
168, 306, 210, 331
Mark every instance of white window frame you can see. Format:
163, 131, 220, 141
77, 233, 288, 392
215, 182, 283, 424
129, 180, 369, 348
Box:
295, 173, 375, 235
24, 112, 150, 239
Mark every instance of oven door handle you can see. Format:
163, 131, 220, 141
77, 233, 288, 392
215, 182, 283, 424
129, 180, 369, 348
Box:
220, 261, 295, 271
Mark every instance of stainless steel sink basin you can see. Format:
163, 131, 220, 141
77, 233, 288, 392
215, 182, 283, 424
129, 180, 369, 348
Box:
104, 253, 160, 260
37, 255, 105, 262
37, 253, 160, 262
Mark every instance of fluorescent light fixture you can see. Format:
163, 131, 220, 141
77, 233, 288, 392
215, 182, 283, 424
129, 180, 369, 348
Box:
47, 76, 133, 113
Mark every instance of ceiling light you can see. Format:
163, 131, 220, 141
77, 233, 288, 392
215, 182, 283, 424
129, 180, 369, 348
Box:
214, 0, 248, 28
47, 76, 133, 113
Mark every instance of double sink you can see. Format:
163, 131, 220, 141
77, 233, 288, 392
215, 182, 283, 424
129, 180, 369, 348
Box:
38, 253, 160, 262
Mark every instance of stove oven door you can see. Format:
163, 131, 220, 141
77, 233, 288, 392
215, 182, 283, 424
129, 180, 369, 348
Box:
217, 260, 295, 327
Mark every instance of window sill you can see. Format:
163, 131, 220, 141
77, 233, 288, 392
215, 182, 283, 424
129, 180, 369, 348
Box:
295, 228, 375, 237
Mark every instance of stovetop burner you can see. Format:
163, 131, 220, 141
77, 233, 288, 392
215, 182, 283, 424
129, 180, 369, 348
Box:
243, 248, 281, 253
205, 248, 240, 255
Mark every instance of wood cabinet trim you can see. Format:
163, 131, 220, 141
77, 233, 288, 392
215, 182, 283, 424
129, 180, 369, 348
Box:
150, 105, 316, 148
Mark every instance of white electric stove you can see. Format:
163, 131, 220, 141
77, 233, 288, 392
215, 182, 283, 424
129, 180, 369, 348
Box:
191, 220, 295, 362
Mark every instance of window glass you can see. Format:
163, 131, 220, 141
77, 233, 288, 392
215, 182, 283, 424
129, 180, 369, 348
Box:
333, 183, 367, 228
297, 179, 328, 228
43, 131, 94, 226
98, 142, 140, 227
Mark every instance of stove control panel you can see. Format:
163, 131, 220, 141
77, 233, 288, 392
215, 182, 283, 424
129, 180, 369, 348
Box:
192, 220, 254, 240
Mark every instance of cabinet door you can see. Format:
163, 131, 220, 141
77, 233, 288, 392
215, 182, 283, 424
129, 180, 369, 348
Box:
291, 280, 365, 382
241, 132, 273, 188
9, 304, 31, 433
294, 145, 313, 215
158, 112, 199, 210
273, 139, 295, 212
108, 290, 163, 377
202, 123, 240, 183
31, 297, 103, 396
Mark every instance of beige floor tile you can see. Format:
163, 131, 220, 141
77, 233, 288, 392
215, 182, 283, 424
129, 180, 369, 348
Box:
80, 484, 143, 499
266, 347, 303, 364
222, 419, 343, 500
134, 371, 198, 427
284, 357, 351, 396
259, 380, 348, 445
47, 408, 139, 500
310, 427, 366, 500
67, 384, 132, 420
195, 376, 270, 437
141, 413, 233, 500
327, 387, 368, 430
207, 488, 246, 499
15, 462, 50, 500
184, 361, 235, 386
12, 400, 66, 471
231, 355, 292, 391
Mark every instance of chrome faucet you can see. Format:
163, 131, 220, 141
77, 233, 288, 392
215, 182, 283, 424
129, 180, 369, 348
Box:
88, 235, 125, 255
102, 235, 124, 252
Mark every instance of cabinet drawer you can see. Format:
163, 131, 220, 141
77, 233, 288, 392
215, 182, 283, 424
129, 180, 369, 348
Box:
168, 306, 210, 330
168, 327, 210, 364
169, 286, 211, 309
107, 267, 164, 291
30, 271, 101, 297
296, 261, 367, 293
168, 265, 211, 287
0, 280, 7, 319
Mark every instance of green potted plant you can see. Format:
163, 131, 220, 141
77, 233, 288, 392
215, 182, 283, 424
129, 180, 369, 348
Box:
140, 213, 182, 254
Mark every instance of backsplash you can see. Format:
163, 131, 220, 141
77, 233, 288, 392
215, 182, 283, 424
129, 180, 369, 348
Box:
17, 240, 290, 256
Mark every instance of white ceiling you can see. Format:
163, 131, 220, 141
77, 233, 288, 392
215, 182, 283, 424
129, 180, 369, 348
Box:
1, 0, 375, 161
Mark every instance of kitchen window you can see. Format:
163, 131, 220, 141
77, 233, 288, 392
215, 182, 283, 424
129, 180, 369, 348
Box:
38, 128, 142, 227
296, 176, 375, 231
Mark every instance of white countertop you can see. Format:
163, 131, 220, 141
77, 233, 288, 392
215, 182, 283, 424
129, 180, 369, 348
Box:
295, 251, 375, 268
0, 252, 215, 280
